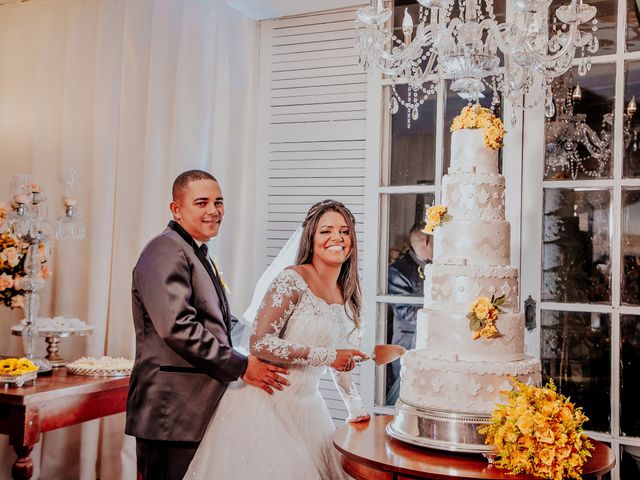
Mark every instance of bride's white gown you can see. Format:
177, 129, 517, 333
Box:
184, 269, 367, 479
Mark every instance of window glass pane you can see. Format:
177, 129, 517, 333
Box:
628, 0, 640, 52
374, 302, 417, 407
621, 445, 640, 479
622, 189, 640, 305
380, 192, 434, 406
388, 84, 437, 186
542, 188, 611, 303
544, 64, 615, 181
621, 315, 640, 437
384, 303, 420, 406
384, 193, 435, 290
623, 61, 640, 178
540, 310, 611, 433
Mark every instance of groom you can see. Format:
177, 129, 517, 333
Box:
126, 170, 289, 480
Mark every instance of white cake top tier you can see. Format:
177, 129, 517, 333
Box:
450, 129, 499, 174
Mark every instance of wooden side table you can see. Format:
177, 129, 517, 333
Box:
333, 415, 616, 480
0, 368, 129, 480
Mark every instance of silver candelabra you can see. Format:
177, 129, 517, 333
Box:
1, 173, 85, 372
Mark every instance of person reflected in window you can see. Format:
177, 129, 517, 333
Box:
386, 222, 433, 405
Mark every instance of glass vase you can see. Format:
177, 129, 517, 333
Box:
21, 290, 51, 372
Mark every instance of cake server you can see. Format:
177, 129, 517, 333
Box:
356, 344, 406, 366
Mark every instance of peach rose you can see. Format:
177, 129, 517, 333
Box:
13, 193, 29, 205
515, 414, 535, 435
4, 247, 20, 267
474, 303, 489, 320
0, 273, 14, 291
535, 426, 555, 444
11, 295, 24, 309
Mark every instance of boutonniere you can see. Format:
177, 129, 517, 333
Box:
212, 257, 231, 295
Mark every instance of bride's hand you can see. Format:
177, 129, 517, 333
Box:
331, 349, 368, 372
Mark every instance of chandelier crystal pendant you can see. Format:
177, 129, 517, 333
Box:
356, 0, 599, 124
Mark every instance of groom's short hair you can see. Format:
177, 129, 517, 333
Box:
172, 170, 218, 200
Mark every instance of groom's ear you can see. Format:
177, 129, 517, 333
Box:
170, 200, 181, 220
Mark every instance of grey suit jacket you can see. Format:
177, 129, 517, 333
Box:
125, 221, 248, 442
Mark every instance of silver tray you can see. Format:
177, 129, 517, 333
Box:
11, 325, 94, 337
387, 400, 495, 454
66, 366, 131, 377
0, 370, 38, 387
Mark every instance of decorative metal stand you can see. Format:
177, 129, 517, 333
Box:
11, 324, 94, 368
45, 335, 64, 366
386, 400, 495, 454
11, 328, 94, 368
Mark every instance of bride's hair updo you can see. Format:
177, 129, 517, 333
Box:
296, 200, 361, 329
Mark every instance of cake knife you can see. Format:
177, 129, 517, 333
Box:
356, 344, 406, 366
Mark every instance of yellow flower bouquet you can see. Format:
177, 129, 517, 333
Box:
0, 357, 38, 376
422, 205, 448, 235
479, 379, 593, 480
451, 104, 506, 150
467, 294, 504, 339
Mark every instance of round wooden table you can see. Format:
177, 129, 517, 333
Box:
332, 415, 615, 480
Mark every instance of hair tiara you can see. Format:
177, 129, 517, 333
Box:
303, 199, 355, 226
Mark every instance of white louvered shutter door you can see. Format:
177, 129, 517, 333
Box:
256, 7, 367, 425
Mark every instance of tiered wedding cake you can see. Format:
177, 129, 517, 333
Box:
387, 106, 542, 453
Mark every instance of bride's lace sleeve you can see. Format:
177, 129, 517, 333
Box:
250, 270, 337, 367
331, 328, 368, 421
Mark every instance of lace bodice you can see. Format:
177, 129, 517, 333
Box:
250, 269, 367, 420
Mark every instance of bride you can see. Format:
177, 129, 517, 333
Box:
184, 199, 370, 479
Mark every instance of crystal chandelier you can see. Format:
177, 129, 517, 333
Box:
356, 0, 599, 124
545, 82, 636, 180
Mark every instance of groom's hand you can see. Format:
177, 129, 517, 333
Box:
242, 355, 290, 394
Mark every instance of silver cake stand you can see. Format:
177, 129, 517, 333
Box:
11, 325, 94, 368
386, 399, 496, 456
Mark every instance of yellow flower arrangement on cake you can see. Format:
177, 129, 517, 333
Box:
479, 379, 593, 480
467, 294, 504, 339
451, 104, 506, 150
422, 205, 448, 235
0, 357, 38, 376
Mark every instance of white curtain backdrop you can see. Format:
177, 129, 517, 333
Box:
0, 0, 259, 478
